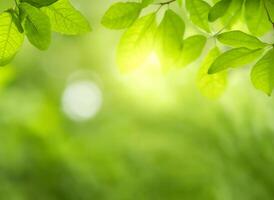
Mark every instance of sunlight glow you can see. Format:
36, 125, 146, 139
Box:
62, 81, 102, 121
123, 52, 176, 110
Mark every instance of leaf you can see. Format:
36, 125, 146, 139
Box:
20, 3, 51, 50
177, 0, 183, 7
219, 0, 243, 29
264, 0, 274, 22
142, 0, 154, 7
217, 30, 268, 49
155, 9, 185, 70
197, 47, 227, 99
251, 49, 274, 96
208, 0, 231, 22
185, 0, 211, 32
178, 35, 207, 67
117, 13, 157, 72
245, 0, 272, 36
101, 2, 142, 29
20, 0, 58, 7
0, 12, 24, 66
42, 0, 91, 35
208, 47, 263, 74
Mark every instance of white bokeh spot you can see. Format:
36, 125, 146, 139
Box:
62, 81, 102, 121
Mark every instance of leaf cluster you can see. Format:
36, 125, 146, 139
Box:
102, 0, 274, 97
0, 0, 91, 66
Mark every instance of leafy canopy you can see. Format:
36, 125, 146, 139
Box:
102, 0, 274, 97
0, 0, 90, 65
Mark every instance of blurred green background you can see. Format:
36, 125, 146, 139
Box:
0, 0, 274, 199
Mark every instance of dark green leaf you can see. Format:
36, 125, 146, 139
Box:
20, 0, 58, 7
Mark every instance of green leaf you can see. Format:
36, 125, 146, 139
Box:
185, 0, 211, 32
197, 47, 227, 99
177, 0, 183, 7
20, 3, 51, 50
101, 2, 142, 29
142, 0, 154, 7
0, 12, 24, 66
218, 0, 244, 29
178, 35, 207, 67
264, 0, 274, 22
208, 0, 231, 22
245, 0, 272, 36
208, 47, 263, 74
155, 10, 185, 70
42, 0, 91, 35
20, 0, 58, 7
251, 49, 274, 96
117, 13, 157, 72
217, 30, 268, 49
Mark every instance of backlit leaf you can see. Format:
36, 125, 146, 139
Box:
245, 0, 272, 36
208, 0, 231, 22
102, 2, 142, 29
251, 49, 274, 96
42, 0, 91, 35
178, 35, 207, 67
0, 12, 24, 66
185, 0, 211, 32
155, 10, 185, 70
217, 30, 268, 49
197, 47, 227, 99
208, 47, 263, 74
20, 3, 51, 50
117, 13, 157, 72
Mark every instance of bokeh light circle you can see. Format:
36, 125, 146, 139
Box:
62, 81, 102, 121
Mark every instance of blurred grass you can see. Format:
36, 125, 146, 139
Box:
0, 0, 274, 199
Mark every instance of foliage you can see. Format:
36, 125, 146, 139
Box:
102, 0, 274, 97
0, 0, 90, 66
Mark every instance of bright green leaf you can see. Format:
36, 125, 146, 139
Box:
217, 30, 268, 49
0, 12, 24, 66
177, 0, 183, 7
155, 9, 185, 70
197, 47, 227, 99
245, 0, 272, 36
101, 2, 142, 29
178, 35, 207, 67
117, 13, 157, 72
185, 0, 211, 32
142, 0, 154, 7
251, 49, 274, 96
20, 3, 51, 50
264, 0, 274, 22
42, 0, 91, 35
208, 47, 263, 74
208, 0, 231, 22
